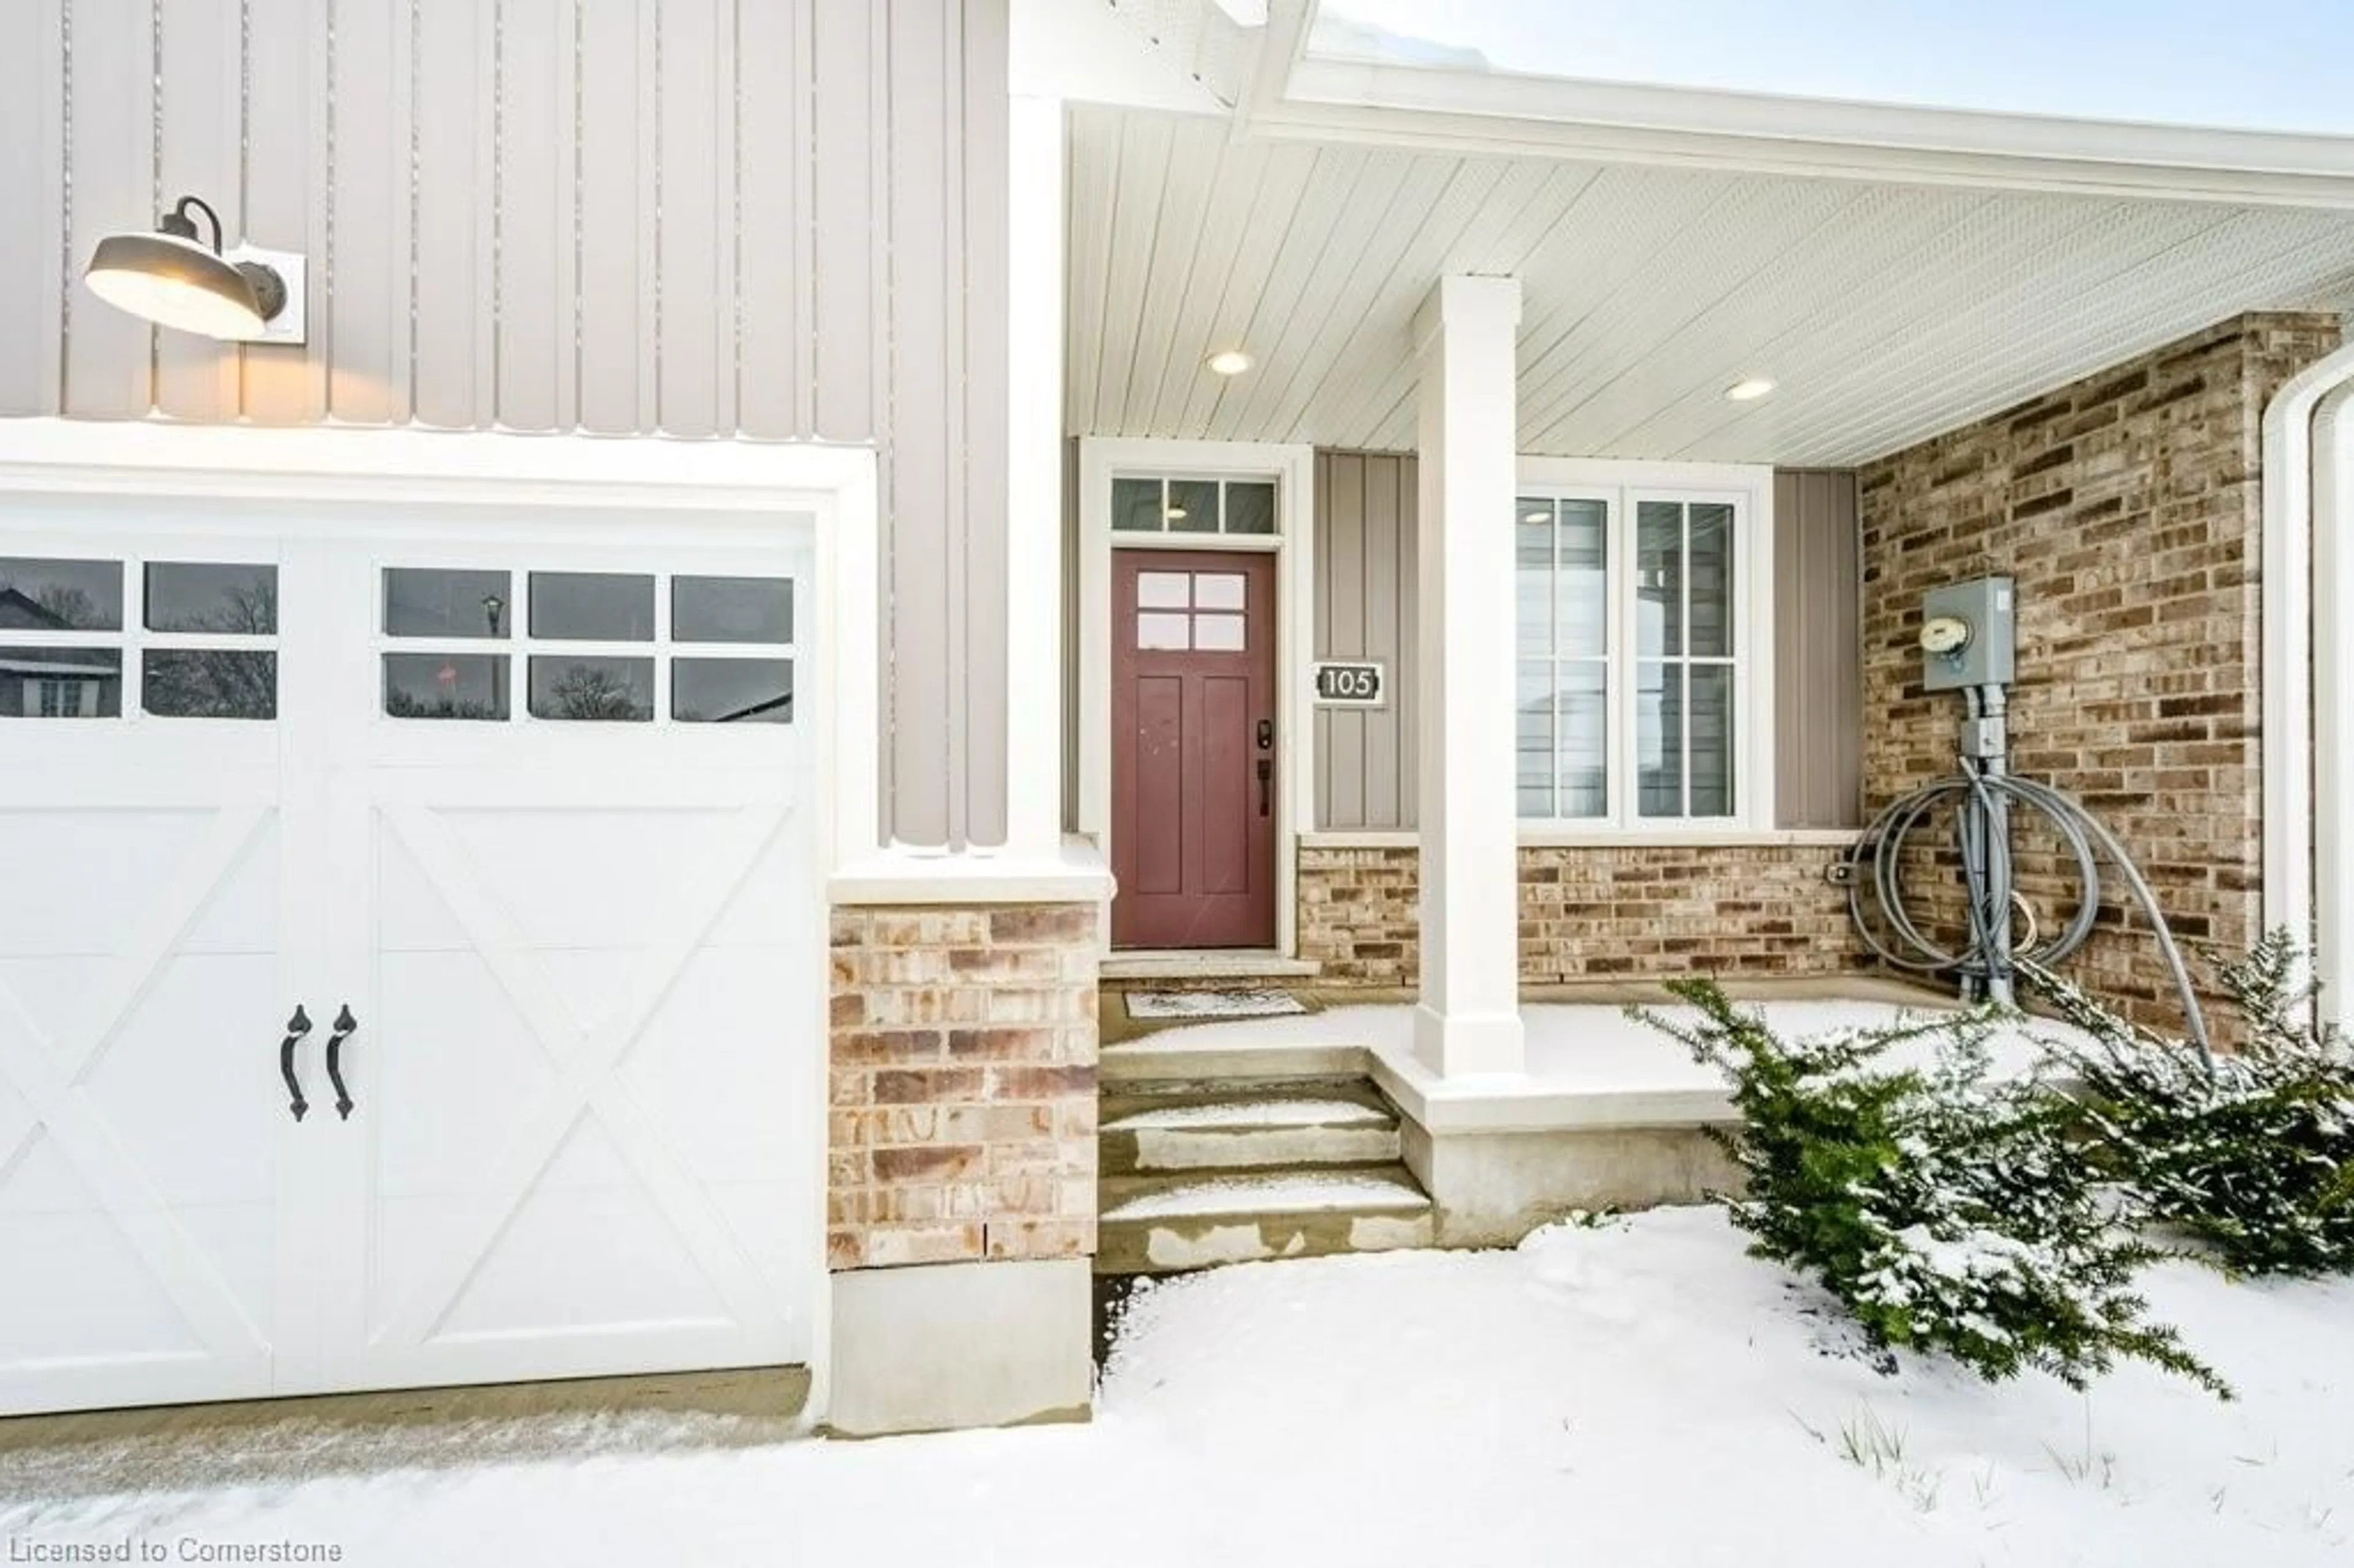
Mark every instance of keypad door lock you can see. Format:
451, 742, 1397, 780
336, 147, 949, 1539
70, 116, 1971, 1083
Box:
1256, 718, 1273, 750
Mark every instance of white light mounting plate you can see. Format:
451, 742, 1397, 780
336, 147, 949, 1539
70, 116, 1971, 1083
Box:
224, 243, 307, 346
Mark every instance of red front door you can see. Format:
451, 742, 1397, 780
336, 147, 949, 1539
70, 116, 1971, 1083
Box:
1111, 549, 1278, 948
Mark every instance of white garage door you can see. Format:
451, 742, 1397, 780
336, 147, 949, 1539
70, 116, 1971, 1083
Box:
0, 500, 821, 1415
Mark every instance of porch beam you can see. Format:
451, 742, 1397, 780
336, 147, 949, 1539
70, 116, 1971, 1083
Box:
1411, 275, 1525, 1077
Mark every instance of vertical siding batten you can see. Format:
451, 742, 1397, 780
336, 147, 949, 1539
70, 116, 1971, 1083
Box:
735, 0, 809, 438
1362, 452, 1403, 826
411, 0, 487, 428
492, 0, 576, 430
155, 0, 244, 421
961, 0, 1012, 845
325, 0, 411, 423
1771, 469, 1864, 828
1312, 451, 1334, 825
239, 0, 329, 423
573, 0, 641, 432
809, 0, 874, 442
63, 0, 158, 418
652, 0, 723, 438
885, 0, 953, 847
0, 0, 67, 416
1327, 451, 1366, 828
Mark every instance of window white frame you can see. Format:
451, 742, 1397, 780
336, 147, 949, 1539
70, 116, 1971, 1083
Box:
1514, 457, 1776, 836
1077, 437, 1316, 957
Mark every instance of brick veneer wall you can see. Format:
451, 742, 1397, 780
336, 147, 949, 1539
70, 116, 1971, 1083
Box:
1857, 312, 2342, 1032
828, 904, 1099, 1270
1298, 843, 1865, 986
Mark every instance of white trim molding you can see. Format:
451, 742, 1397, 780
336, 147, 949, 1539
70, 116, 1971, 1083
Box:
1004, 92, 1068, 860
1076, 436, 1317, 957
2264, 342, 2354, 1023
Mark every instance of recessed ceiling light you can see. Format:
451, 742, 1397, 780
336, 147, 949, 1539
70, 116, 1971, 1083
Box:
1206, 349, 1254, 376
1724, 376, 1778, 402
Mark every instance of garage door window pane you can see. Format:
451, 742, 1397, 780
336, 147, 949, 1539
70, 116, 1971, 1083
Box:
673, 576, 793, 644
529, 657, 654, 721
674, 658, 793, 724
384, 653, 510, 720
385, 568, 511, 639
145, 651, 277, 720
0, 558, 122, 631
0, 648, 121, 717
530, 572, 653, 641
145, 563, 277, 634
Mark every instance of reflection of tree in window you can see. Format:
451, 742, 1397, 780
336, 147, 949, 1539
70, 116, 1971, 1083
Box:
384, 688, 504, 721
545, 664, 647, 721
143, 578, 278, 719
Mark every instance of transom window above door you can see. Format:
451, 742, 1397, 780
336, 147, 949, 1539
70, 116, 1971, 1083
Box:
1515, 489, 1752, 827
1112, 474, 1278, 536
1, 553, 279, 721
379, 566, 796, 726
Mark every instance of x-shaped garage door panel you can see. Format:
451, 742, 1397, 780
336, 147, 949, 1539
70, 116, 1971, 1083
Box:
367, 794, 798, 1358
0, 804, 275, 1381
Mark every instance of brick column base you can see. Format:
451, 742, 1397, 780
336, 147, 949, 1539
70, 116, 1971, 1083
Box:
824, 901, 1099, 1434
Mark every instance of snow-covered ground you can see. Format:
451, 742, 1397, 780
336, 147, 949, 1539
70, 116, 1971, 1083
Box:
7, 1207, 2347, 1567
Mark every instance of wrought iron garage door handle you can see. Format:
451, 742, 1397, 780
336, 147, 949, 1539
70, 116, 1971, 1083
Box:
279, 1005, 314, 1122
325, 1005, 359, 1122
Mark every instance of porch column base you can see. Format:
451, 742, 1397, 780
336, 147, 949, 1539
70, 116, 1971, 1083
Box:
1412, 1003, 1526, 1078
826, 1258, 1092, 1437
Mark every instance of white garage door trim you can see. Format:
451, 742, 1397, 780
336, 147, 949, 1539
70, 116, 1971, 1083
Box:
0, 419, 876, 1417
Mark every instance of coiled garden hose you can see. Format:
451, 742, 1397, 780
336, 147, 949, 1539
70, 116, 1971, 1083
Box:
1845, 758, 2214, 1059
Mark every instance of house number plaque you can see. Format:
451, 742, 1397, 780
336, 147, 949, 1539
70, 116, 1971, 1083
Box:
1312, 660, 1385, 708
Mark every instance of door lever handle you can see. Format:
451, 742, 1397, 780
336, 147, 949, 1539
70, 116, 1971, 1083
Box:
324, 1005, 359, 1122
278, 1005, 313, 1122
1257, 757, 1273, 817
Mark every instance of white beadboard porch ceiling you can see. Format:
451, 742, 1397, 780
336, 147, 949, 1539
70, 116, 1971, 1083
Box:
1066, 107, 2354, 466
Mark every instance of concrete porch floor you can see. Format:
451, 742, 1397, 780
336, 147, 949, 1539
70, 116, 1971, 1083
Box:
0, 1368, 810, 1504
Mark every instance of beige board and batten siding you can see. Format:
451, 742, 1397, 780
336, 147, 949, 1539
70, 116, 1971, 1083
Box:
1311, 451, 1862, 831
1773, 471, 1865, 829
0, 0, 1010, 851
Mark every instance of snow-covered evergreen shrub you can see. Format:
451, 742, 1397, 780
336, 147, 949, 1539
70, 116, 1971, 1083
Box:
1640, 980, 2228, 1397
2028, 933, 2354, 1278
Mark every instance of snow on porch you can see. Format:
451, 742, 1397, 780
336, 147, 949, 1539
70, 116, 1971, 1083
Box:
1105, 997, 2088, 1130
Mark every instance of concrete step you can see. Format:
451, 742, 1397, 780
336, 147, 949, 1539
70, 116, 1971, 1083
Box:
1095, 1162, 1434, 1276
1099, 1083, 1402, 1176
1099, 1036, 1371, 1086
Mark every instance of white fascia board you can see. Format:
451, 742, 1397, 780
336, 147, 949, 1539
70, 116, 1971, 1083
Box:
1011, 0, 1235, 114
1257, 59, 2354, 210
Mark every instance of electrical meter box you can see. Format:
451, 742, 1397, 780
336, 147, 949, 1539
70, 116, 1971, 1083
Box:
1919, 575, 2016, 693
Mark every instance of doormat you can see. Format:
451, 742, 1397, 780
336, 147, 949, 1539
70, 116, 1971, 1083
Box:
1124, 989, 1308, 1021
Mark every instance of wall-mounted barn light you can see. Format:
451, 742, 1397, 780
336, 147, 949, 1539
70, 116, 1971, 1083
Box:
84, 196, 307, 344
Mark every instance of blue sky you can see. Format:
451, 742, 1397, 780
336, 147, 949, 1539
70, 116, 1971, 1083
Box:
1312, 1, 2354, 136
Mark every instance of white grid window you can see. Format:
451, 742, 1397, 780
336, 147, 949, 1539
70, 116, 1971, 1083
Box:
1516, 489, 1751, 827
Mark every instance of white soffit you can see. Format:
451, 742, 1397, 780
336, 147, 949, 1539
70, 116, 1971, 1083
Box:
1065, 107, 2354, 467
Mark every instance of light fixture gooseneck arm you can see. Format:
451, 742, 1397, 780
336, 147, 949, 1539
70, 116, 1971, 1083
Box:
162, 194, 227, 254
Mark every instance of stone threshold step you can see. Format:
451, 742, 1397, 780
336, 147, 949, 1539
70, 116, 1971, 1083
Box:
1101, 1164, 1430, 1222
1100, 951, 1324, 982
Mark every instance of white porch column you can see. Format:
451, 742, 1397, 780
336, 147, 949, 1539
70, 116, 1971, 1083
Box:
1411, 275, 1525, 1077
1002, 91, 1066, 859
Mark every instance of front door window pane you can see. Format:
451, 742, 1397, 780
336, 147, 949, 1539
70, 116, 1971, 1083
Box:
384, 653, 510, 720
1225, 482, 1276, 535
530, 572, 654, 641
1167, 479, 1220, 534
145, 563, 278, 634
385, 568, 512, 639
1113, 478, 1164, 533
1193, 573, 1246, 611
1137, 572, 1190, 610
1, 649, 120, 717
1193, 613, 1246, 652
528, 657, 655, 721
0, 558, 122, 631
145, 650, 277, 720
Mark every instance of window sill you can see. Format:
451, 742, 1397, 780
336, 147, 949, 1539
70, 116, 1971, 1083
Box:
1301, 828, 1864, 851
